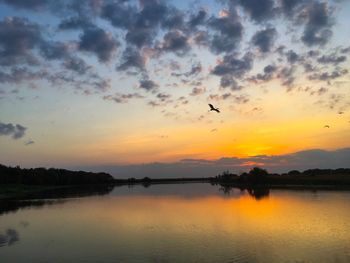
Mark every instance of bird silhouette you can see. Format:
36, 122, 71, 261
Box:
208, 104, 220, 113
338, 111, 344, 114
324, 125, 330, 128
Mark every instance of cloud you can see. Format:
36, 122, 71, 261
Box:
139, 79, 158, 91
0, 0, 47, 10
188, 9, 207, 28
190, 87, 206, 96
0, 67, 49, 84
80, 148, 350, 178
160, 30, 190, 56
162, 7, 185, 30
63, 57, 91, 74
78, 27, 118, 62
251, 27, 277, 53
0, 17, 42, 66
58, 16, 93, 31
171, 63, 202, 78
248, 64, 277, 82
212, 52, 253, 90
209, 93, 248, 103
286, 50, 300, 64
208, 9, 243, 53
317, 54, 346, 65
117, 47, 145, 72
308, 69, 348, 81
212, 53, 253, 77
103, 93, 144, 104
220, 75, 242, 91
39, 41, 70, 60
25, 139, 35, 146
101, 1, 137, 29
156, 93, 171, 101
0, 122, 27, 139
233, 0, 275, 23
301, 2, 333, 46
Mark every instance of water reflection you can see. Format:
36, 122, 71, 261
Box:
0, 185, 114, 216
219, 185, 270, 200
0, 184, 349, 263
0, 229, 19, 247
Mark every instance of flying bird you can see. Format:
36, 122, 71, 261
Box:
208, 104, 220, 113
338, 111, 344, 115
324, 125, 330, 128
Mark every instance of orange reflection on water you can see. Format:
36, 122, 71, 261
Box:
1, 189, 350, 263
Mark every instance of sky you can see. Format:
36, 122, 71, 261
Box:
0, 0, 349, 178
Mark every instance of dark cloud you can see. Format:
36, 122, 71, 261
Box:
188, 9, 207, 28
190, 87, 206, 96
249, 64, 277, 82
63, 57, 91, 74
39, 41, 70, 60
0, 122, 27, 139
139, 79, 158, 91
0, 0, 47, 10
340, 46, 350, 54
125, 27, 155, 48
137, 0, 168, 28
0, 17, 42, 66
220, 75, 242, 91
0, 67, 48, 84
286, 50, 300, 64
78, 27, 118, 62
251, 27, 277, 53
317, 54, 346, 65
212, 53, 253, 90
278, 66, 296, 87
156, 93, 171, 101
117, 47, 145, 72
280, 0, 306, 16
193, 31, 209, 46
92, 78, 111, 92
233, 0, 275, 23
208, 10, 243, 53
162, 7, 184, 30
212, 53, 253, 77
25, 139, 35, 146
103, 93, 144, 104
301, 2, 333, 46
208, 93, 248, 103
161, 30, 190, 56
58, 16, 93, 30
101, 1, 137, 29
172, 63, 202, 78
308, 69, 348, 81
81, 148, 350, 178
185, 63, 202, 77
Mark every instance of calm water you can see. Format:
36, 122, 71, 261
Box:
1, 184, 350, 263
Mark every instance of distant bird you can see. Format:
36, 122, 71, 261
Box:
324, 125, 330, 128
208, 104, 220, 113
338, 111, 344, 115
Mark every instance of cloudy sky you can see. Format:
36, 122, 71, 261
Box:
0, 0, 349, 177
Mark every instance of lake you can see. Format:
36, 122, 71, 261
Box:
1, 183, 350, 263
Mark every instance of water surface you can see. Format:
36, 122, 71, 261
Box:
1, 183, 350, 263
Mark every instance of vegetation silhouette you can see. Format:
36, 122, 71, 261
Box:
212, 167, 350, 188
1, 164, 350, 201
0, 164, 114, 185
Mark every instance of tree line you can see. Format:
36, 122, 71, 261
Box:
0, 164, 114, 185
